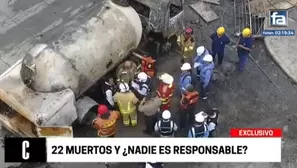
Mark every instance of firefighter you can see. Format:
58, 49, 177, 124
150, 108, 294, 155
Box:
210, 27, 230, 65
179, 84, 199, 129
193, 46, 210, 78
237, 28, 253, 72
154, 110, 178, 137
92, 104, 120, 137
131, 72, 151, 100
199, 54, 214, 100
156, 73, 175, 111
141, 56, 156, 78
138, 95, 162, 135
102, 77, 115, 110
180, 63, 193, 94
116, 60, 137, 84
188, 113, 209, 138
177, 28, 195, 64
113, 82, 139, 126
206, 108, 220, 137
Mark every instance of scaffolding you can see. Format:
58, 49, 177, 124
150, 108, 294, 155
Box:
233, 0, 266, 38
234, 0, 297, 38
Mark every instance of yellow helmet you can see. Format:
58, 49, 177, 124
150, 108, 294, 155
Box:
242, 28, 252, 37
216, 27, 225, 35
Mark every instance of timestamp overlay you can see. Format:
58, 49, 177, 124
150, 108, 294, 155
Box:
262, 29, 295, 36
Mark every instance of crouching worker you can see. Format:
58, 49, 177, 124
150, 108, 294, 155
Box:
155, 110, 178, 137
114, 82, 139, 126
179, 84, 199, 129
206, 108, 220, 137
138, 96, 162, 135
188, 113, 209, 138
92, 105, 120, 137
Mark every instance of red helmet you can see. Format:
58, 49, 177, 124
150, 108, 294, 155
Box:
97, 105, 109, 115
185, 28, 193, 34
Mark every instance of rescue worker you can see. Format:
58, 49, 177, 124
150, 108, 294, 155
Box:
102, 77, 115, 110
179, 84, 199, 129
92, 104, 120, 137
188, 113, 209, 138
132, 72, 151, 100
210, 27, 230, 65
199, 54, 214, 100
154, 110, 178, 137
177, 28, 195, 64
116, 60, 137, 84
156, 73, 175, 111
141, 56, 156, 78
193, 46, 210, 78
206, 108, 220, 137
138, 95, 162, 135
113, 82, 139, 126
237, 28, 253, 72
180, 63, 193, 94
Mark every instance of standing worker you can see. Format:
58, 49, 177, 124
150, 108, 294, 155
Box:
180, 63, 193, 94
179, 84, 199, 129
206, 108, 220, 137
177, 28, 195, 64
157, 73, 175, 111
237, 28, 253, 72
113, 82, 139, 126
154, 110, 178, 137
210, 27, 230, 66
102, 77, 115, 110
132, 72, 151, 100
199, 54, 214, 100
116, 60, 137, 84
188, 113, 209, 138
193, 46, 210, 78
138, 96, 162, 135
92, 105, 120, 137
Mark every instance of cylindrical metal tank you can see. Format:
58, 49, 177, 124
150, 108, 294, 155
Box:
20, 0, 142, 95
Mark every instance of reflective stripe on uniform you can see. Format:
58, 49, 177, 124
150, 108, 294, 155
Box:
117, 101, 136, 114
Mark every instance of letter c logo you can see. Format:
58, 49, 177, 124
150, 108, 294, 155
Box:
22, 141, 30, 160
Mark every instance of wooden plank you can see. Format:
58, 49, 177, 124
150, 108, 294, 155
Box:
190, 2, 219, 23
202, 0, 220, 5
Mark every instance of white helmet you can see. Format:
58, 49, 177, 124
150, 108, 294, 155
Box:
195, 113, 205, 123
138, 72, 148, 81
162, 110, 171, 120
160, 73, 174, 84
181, 63, 191, 71
119, 82, 129, 92
196, 46, 205, 56
197, 111, 208, 119
203, 54, 213, 62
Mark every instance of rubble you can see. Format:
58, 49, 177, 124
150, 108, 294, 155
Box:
190, 2, 219, 23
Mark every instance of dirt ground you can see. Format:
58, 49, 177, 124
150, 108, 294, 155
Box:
1, 0, 297, 168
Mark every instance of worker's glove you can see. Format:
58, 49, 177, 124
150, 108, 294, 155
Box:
193, 62, 201, 68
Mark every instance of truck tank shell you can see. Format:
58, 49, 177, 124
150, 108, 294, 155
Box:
0, 0, 142, 133
21, 0, 142, 96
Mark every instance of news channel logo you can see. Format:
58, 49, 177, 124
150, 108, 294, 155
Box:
269, 9, 288, 27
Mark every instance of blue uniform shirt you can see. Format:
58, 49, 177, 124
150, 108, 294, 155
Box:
188, 124, 209, 138
193, 49, 210, 71
179, 72, 192, 93
200, 63, 214, 88
210, 33, 230, 54
237, 34, 253, 55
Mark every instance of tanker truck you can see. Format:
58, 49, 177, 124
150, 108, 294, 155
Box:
0, 0, 184, 137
